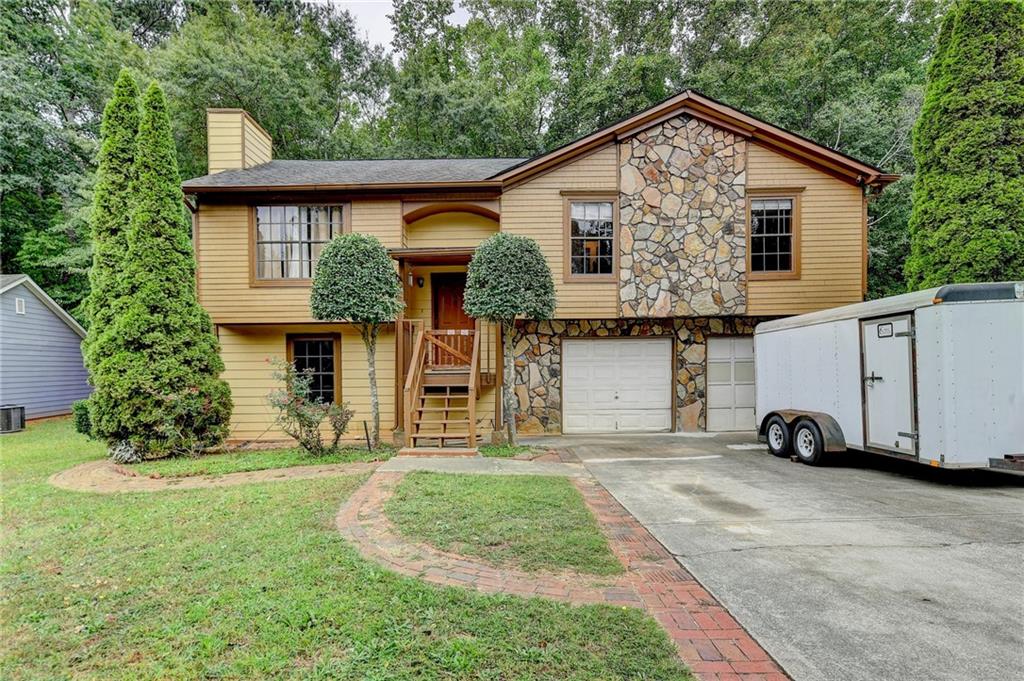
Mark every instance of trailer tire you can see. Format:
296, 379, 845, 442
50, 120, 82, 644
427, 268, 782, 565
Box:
765, 415, 791, 457
793, 420, 825, 465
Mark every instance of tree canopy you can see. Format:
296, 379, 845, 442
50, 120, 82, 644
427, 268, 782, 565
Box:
2, 0, 953, 311
905, 0, 1024, 287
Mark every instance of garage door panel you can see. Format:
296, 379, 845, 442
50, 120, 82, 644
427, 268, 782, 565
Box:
563, 338, 672, 434
706, 337, 755, 431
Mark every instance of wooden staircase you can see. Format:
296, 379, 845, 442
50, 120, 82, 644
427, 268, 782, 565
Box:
400, 324, 486, 455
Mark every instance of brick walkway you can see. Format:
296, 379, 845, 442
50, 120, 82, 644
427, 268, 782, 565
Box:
336, 471, 787, 681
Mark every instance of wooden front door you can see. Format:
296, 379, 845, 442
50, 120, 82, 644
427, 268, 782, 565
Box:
430, 273, 474, 367
432, 273, 473, 330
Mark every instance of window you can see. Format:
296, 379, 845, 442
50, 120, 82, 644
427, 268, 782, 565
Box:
750, 197, 795, 274
567, 199, 615, 278
15, 298, 26, 315
255, 205, 344, 280
288, 336, 339, 404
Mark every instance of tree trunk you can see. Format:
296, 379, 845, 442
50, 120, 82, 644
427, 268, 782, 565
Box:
501, 319, 518, 445
362, 323, 381, 449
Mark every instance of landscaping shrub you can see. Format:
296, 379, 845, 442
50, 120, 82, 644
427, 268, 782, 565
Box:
268, 358, 354, 456
71, 399, 92, 438
464, 233, 554, 443
310, 233, 402, 449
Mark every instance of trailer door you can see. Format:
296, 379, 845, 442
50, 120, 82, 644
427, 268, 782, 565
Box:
861, 315, 917, 455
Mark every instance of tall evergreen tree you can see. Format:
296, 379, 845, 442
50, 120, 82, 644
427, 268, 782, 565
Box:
82, 68, 139, 441
905, 0, 1024, 287
95, 82, 231, 460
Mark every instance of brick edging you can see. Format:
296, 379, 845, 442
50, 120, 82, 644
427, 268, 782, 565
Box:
336, 471, 787, 680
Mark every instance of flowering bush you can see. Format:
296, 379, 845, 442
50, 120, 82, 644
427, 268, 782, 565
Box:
267, 358, 354, 456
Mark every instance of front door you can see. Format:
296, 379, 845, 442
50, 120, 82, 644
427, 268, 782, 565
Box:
861, 314, 916, 455
430, 273, 474, 367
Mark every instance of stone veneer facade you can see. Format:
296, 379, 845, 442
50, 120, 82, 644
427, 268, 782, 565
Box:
619, 114, 748, 317
512, 317, 766, 434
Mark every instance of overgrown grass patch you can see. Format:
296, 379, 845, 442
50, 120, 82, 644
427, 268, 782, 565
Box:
385, 472, 624, 576
133, 444, 394, 478
1, 418, 689, 679
478, 443, 533, 458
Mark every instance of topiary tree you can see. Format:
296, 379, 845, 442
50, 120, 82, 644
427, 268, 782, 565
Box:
82, 68, 139, 435
464, 233, 555, 445
97, 81, 232, 460
310, 233, 403, 449
905, 0, 1024, 288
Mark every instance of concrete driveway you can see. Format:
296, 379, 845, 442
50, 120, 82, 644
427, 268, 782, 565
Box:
526, 432, 1024, 681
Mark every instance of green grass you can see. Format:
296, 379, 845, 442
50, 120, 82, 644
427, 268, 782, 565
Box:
385, 472, 624, 576
478, 443, 533, 458
133, 444, 394, 478
1, 418, 689, 680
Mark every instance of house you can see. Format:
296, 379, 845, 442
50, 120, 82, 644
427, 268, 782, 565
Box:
181, 92, 896, 448
0, 274, 91, 419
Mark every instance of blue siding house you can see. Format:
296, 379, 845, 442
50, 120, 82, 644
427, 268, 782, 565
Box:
0, 274, 91, 418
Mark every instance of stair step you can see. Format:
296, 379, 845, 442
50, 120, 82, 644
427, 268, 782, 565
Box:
414, 419, 470, 425
416, 406, 469, 413
411, 432, 471, 440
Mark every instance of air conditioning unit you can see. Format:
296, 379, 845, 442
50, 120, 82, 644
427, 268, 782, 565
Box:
1, 405, 26, 433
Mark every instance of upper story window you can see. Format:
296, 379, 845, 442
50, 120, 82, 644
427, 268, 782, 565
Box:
255, 205, 343, 280
750, 197, 797, 275
566, 198, 616, 279
14, 297, 26, 314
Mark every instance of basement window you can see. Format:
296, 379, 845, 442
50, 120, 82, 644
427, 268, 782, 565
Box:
255, 205, 344, 280
287, 335, 339, 404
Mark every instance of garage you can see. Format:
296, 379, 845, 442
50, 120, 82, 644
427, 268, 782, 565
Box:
706, 336, 755, 431
562, 337, 673, 433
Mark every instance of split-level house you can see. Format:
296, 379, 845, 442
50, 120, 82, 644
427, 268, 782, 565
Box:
182, 91, 896, 450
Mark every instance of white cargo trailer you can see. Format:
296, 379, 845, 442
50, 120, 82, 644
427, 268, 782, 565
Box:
754, 282, 1024, 469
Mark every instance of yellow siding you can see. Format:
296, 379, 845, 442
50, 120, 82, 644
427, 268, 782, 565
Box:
217, 323, 495, 442
501, 145, 620, 318
196, 200, 402, 323
242, 116, 272, 168
218, 323, 395, 442
405, 212, 498, 248
746, 143, 867, 315
207, 112, 243, 174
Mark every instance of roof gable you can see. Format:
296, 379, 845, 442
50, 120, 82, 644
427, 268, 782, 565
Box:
492, 90, 896, 189
1, 275, 86, 338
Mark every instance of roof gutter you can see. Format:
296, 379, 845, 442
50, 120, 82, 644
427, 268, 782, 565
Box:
180, 180, 505, 194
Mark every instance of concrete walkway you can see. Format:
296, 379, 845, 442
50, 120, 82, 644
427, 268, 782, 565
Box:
379, 455, 587, 477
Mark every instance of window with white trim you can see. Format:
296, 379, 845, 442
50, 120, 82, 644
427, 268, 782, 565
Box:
15, 298, 26, 314
568, 200, 614, 276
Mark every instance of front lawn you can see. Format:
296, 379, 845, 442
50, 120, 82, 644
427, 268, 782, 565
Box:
133, 444, 394, 478
385, 472, 624, 576
1, 418, 689, 679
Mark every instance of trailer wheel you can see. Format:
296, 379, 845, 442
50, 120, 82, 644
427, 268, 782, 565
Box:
765, 415, 791, 457
793, 420, 825, 465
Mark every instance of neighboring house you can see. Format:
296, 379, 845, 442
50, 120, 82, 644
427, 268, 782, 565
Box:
182, 92, 896, 448
0, 274, 91, 419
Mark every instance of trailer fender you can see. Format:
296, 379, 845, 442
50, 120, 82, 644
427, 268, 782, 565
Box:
760, 410, 847, 452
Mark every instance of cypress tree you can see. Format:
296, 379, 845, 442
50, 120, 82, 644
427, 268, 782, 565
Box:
83, 69, 139, 444
905, 0, 1024, 288
98, 82, 232, 460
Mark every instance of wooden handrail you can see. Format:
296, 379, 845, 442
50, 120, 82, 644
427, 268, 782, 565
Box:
424, 330, 473, 365
467, 320, 482, 448
402, 322, 427, 437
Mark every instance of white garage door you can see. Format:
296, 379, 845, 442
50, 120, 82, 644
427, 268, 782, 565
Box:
706, 337, 755, 431
562, 338, 673, 433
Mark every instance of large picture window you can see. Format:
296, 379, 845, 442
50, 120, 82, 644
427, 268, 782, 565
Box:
288, 336, 339, 404
255, 205, 343, 280
567, 199, 615, 278
750, 197, 795, 273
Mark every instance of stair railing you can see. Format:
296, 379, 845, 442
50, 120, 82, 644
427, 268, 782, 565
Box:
424, 329, 474, 368
402, 323, 428, 438
467, 319, 482, 448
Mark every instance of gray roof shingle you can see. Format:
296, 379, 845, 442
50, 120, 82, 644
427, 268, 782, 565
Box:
182, 158, 527, 190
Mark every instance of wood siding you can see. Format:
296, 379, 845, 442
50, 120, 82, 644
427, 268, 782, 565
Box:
746, 142, 866, 314
242, 116, 271, 168
501, 145, 620, 318
196, 201, 402, 323
405, 212, 498, 249
207, 112, 244, 174
218, 323, 494, 442
0, 284, 91, 418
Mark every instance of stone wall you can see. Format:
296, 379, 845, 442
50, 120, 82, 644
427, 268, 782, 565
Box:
511, 317, 763, 434
619, 115, 748, 317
